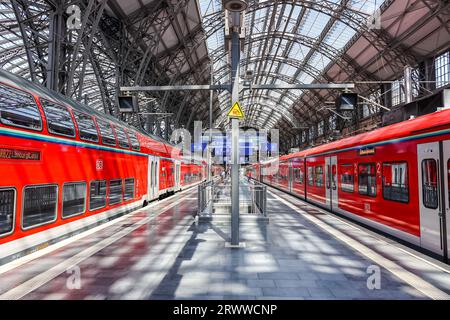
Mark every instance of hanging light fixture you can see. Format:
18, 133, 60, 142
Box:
222, 0, 248, 12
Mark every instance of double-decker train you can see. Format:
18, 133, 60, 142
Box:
249, 108, 450, 261
0, 69, 206, 263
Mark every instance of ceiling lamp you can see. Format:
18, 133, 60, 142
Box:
222, 0, 248, 12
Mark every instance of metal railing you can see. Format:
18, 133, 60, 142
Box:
197, 180, 214, 216
197, 177, 268, 219
248, 179, 267, 217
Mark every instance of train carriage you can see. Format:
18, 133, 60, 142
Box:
251, 108, 450, 261
0, 69, 205, 261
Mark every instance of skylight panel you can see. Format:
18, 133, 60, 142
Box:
323, 21, 357, 51
299, 10, 330, 39
297, 72, 314, 84
288, 42, 309, 60
308, 52, 331, 72
284, 64, 297, 78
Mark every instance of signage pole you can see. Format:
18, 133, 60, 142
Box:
230, 28, 240, 246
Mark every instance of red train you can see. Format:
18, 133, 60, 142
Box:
249, 108, 450, 261
0, 69, 206, 262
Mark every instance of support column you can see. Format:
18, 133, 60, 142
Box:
230, 29, 240, 246
208, 67, 214, 182
404, 65, 413, 104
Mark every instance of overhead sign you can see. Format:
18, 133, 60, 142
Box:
227, 102, 244, 119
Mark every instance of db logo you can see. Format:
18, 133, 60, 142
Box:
96, 160, 104, 171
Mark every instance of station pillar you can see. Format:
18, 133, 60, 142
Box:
230, 29, 240, 246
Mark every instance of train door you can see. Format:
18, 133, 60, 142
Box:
288, 161, 293, 193
148, 156, 155, 200
148, 156, 160, 200
417, 142, 445, 256
325, 156, 338, 210
175, 161, 181, 191
443, 140, 450, 260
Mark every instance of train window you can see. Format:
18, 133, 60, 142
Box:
73, 112, 99, 142
124, 178, 135, 201
421, 159, 439, 209
358, 163, 377, 197
22, 185, 58, 230
340, 164, 354, 193
0, 188, 15, 236
97, 120, 117, 146
109, 180, 123, 205
89, 181, 107, 211
315, 166, 324, 187
308, 167, 314, 186
40, 100, 76, 137
294, 168, 304, 184
129, 131, 140, 151
62, 182, 86, 218
382, 162, 409, 203
115, 126, 130, 149
0, 83, 42, 131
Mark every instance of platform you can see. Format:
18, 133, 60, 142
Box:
1, 184, 450, 300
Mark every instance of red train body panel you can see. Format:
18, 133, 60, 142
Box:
0, 70, 206, 257
250, 108, 450, 261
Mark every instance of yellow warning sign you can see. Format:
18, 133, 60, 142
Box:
227, 102, 244, 119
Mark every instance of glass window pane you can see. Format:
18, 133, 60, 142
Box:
308, 167, 314, 186
331, 165, 337, 190
115, 126, 130, 149
382, 162, 409, 203
422, 159, 439, 209
124, 178, 135, 201
315, 166, 324, 187
340, 164, 354, 193
0, 189, 15, 235
97, 120, 116, 146
0, 83, 42, 130
74, 112, 98, 142
41, 100, 75, 137
129, 131, 140, 151
89, 181, 106, 210
109, 180, 123, 205
63, 182, 86, 218
23, 185, 57, 229
358, 163, 377, 197
448, 159, 450, 205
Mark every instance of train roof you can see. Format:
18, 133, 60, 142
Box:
0, 69, 176, 149
285, 107, 450, 159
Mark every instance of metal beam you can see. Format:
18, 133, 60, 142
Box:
121, 83, 355, 92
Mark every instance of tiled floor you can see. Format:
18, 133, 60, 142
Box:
1, 183, 450, 300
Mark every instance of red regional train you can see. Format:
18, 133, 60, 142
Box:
0, 69, 206, 263
249, 108, 450, 261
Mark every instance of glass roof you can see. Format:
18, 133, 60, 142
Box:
199, 0, 383, 129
